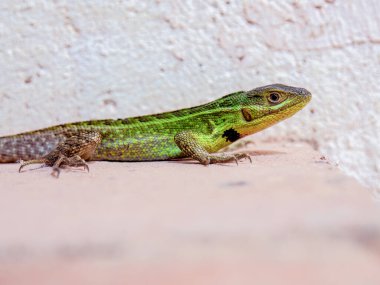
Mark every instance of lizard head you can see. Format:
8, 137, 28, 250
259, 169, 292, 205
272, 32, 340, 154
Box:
237, 84, 312, 136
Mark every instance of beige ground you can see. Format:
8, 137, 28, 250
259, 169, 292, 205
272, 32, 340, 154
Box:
0, 141, 379, 285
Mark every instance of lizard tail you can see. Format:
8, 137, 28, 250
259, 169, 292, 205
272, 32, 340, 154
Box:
0, 132, 60, 163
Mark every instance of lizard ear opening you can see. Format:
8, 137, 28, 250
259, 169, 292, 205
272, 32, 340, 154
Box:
241, 108, 252, 122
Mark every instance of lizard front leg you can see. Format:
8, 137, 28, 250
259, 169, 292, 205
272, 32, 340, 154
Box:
174, 131, 251, 165
19, 131, 101, 177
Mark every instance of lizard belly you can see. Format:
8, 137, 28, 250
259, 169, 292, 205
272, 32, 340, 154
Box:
93, 135, 182, 161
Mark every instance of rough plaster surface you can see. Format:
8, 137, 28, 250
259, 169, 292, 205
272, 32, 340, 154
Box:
0, 1, 379, 191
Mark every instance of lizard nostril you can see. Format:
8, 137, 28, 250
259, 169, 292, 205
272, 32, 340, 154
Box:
299, 88, 311, 97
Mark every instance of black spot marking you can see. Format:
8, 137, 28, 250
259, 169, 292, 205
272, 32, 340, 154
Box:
222, 128, 241, 142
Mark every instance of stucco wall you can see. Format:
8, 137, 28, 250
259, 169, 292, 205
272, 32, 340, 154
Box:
0, 1, 379, 192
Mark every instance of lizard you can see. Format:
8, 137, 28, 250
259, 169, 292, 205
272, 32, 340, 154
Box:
0, 84, 311, 177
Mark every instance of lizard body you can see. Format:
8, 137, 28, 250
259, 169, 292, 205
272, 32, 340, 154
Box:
0, 84, 311, 176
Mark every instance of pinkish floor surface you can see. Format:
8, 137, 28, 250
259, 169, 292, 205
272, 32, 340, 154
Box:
0, 142, 379, 285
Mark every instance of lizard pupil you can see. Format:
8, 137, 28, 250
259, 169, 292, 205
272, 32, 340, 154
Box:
269, 93, 280, 103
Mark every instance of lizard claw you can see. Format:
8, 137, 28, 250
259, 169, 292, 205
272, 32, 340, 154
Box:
18, 159, 46, 173
18, 160, 25, 173
51, 167, 60, 178
234, 153, 252, 164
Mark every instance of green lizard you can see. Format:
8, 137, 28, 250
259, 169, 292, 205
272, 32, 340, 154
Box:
0, 84, 311, 176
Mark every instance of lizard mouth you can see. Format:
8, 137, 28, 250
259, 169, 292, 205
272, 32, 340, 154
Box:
272, 93, 312, 116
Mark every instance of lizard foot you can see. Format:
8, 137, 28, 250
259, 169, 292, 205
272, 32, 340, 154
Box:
45, 130, 100, 177
206, 152, 252, 165
19, 156, 90, 177
50, 154, 90, 178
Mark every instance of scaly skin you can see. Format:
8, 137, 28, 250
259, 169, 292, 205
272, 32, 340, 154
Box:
0, 84, 311, 176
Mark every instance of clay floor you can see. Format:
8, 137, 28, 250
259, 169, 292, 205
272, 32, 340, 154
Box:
0, 141, 379, 285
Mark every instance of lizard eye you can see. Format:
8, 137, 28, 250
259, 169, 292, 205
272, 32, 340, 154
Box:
268, 92, 281, 103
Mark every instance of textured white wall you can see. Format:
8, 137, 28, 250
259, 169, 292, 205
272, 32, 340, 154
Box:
0, 1, 379, 191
